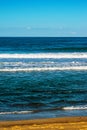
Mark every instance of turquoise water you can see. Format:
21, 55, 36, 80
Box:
0, 37, 87, 120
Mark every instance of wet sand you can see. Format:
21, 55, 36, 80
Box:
0, 116, 87, 130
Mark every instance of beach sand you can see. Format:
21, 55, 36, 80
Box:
0, 116, 87, 130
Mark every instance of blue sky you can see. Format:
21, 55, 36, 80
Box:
0, 0, 87, 37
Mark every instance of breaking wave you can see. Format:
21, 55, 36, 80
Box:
0, 52, 87, 59
63, 105, 87, 110
0, 66, 87, 72
0, 105, 87, 115
0, 111, 33, 115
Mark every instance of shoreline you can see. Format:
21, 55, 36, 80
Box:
0, 116, 87, 129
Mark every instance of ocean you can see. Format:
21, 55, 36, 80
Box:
0, 37, 87, 120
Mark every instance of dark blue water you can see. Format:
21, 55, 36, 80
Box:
0, 37, 87, 120
0, 37, 87, 53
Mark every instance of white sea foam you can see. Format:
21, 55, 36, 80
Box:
0, 110, 33, 115
0, 105, 87, 115
63, 106, 87, 110
0, 66, 87, 72
0, 53, 87, 59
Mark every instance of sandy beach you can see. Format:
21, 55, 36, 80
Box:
0, 116, 87, 130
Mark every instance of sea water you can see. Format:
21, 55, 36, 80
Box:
0, 37, 87, 120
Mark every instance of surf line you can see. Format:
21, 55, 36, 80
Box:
0, 66, 87, 72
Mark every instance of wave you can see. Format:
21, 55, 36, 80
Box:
0, 110, 33, 115
0, 53, 87, 59
0, 105, 87, 115
0, 66, 87, 72
63, 106, 87, 110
